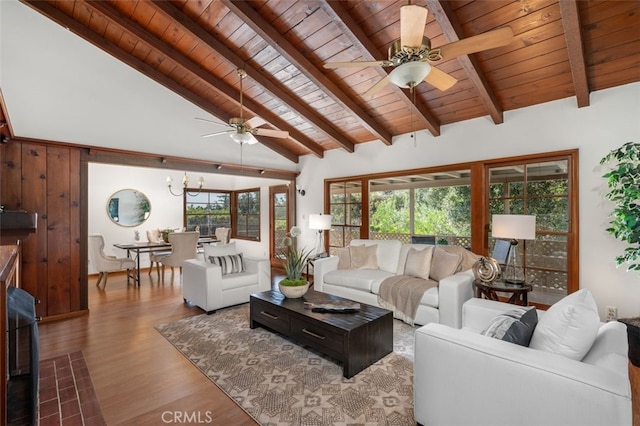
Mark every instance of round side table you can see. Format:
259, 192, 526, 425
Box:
474, 279, 533, 306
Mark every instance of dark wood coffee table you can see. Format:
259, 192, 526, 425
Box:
250, 289, 393, 378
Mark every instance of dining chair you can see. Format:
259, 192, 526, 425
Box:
149, 231, 199, 279
214, 227, 231, 244
88, 234, 136, 289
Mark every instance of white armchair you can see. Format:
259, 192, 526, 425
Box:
182, 242, 271, 314
414, 297, 632, 426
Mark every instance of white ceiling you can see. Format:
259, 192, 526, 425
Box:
0, 0, 298, 172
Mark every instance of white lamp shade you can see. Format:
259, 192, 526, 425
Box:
309, 214, 332, 230
492, 214, 536, 240
388, 62, 432, 88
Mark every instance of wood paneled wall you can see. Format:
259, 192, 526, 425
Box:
1, 140, 88, 320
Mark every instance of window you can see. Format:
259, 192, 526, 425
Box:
185, 188, 261, 240
234, 189, 260, 240
328, 181, 362, 252
488, 158, 572, 305
368, 171, 471, 246
185, 191, 230, 236
324, 150, 578, 307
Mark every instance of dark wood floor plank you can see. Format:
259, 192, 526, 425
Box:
38, 270, 258, 425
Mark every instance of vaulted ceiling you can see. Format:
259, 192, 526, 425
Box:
8, 0, 640, 164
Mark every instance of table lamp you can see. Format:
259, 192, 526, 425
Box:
491, 214, 536, 285
309, 214, 332, 258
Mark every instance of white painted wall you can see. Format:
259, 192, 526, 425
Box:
88, 163, 286, 273
297, 82, 640, 320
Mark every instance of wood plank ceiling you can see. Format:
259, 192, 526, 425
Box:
20, 0, 640, 163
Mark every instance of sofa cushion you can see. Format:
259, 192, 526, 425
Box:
204, 241, 238, 257
404, 247, 434, 279
430, 248, 462, 281
336, 247, 351, 270
220, 271, 260, 290
529, 289, 600, 361
208, 254, 244, 275
350, 244, 378, 269
482, 307, 538, 347
324, 269, 394, 292
350, 239, 402, 273
437, 245, 480, 272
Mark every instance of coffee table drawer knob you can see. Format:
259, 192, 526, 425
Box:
302, 328, 325, 340
260, 311, 279, 320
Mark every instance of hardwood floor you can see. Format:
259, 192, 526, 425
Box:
39, 269, 640, 425
38, 270, 264, 425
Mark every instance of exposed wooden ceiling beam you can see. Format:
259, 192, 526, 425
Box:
150, 0, 355, 153
559, 0, 590, 108
222, 0, 393, 146
20, 0, 300, 164
425, 0, 504, 125
322, 1, 441, 137
83, 0, 321, 160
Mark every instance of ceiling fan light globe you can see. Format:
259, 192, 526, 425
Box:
388, 62, 432, 89
230, 132, 252, 144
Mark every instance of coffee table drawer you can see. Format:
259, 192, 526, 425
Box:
251, 299, 290, 335
291, 318, 344, 359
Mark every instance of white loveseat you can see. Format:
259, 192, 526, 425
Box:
182, 242, 271, 314
313, 239, 478, 327
414, 296, 632, 426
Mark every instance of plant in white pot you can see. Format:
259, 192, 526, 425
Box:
278, 226, 313, 298
600, 141, 640, 365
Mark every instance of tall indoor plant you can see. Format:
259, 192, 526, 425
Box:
600, 142, 640, 272
600, 142, 640, 366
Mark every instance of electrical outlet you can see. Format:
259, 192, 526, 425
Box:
606, 306, 618, 322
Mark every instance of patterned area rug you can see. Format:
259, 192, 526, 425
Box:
156, 304, 416, 425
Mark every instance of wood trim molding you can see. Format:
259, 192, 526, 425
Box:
11, 136, 299, 181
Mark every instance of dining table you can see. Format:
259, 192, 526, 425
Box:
114, 237, 217, 285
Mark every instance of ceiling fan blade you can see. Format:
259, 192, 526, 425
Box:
245, 116, 266, 129
424, 66, 458, 91
254, 128, 289, 139
400, 4, 428, 48
363, 75, 390, 97
438, 26, 514, 60
202, 130, 233, 138
323, 60, 390, 69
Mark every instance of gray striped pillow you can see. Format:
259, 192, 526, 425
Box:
208, 254, 244, 275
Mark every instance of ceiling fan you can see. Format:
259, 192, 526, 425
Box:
198, 69, 289, 144
323, 3, 513, 96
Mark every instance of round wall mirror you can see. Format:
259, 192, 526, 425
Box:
107, 189, 151, 227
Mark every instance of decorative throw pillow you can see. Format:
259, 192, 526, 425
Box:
529, 289, 600, 361
208, 254, 244, 275
438, 245, 481, 272
430, 248, 462, 281
404, 246, 434, 279
482, 307, 538, 346
336, 247, 351, 270
349, 244, 378, 269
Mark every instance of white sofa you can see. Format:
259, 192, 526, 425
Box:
313, 239, 478, 327
414, 297, 632, 426
182, 242, 271, 314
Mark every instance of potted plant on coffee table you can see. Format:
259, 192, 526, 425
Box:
278, 226, 313, 298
